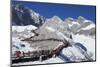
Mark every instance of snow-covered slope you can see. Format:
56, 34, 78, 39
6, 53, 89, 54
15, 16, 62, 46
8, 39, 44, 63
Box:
73, 34, 95, 60
12, 25, 37, 39
12, 25, 38, 57
64, 16, 95, 38
12, 14, 96, 65
12, 32, 95, 66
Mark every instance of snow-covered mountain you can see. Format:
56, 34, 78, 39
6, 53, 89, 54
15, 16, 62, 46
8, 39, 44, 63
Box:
12, 4, 95, 38
12, 4, 46, 26
64, 16, 95, 38
42, 16, 95, 38
12, 5, 96, 65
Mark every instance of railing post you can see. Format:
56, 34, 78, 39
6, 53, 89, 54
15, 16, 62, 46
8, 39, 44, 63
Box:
39, 55, 43, 62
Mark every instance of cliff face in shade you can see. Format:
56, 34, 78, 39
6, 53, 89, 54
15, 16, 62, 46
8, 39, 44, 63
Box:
12, 4, 46, 27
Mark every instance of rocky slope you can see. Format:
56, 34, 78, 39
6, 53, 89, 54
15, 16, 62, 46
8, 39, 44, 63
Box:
12, 4, 46, 26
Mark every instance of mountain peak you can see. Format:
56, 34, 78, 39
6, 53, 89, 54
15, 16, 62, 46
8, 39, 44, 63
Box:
65, 17, 74, 22
77, 16, 86, 24
78, 16, 85, 20
51, 16, 63, 23
64, 17, 74, 25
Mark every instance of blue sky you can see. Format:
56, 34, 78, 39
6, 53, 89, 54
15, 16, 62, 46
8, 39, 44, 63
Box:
12, 1, 96, 23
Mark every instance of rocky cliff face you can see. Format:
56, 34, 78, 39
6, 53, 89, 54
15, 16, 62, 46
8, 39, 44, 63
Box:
12, 4, 46, 26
